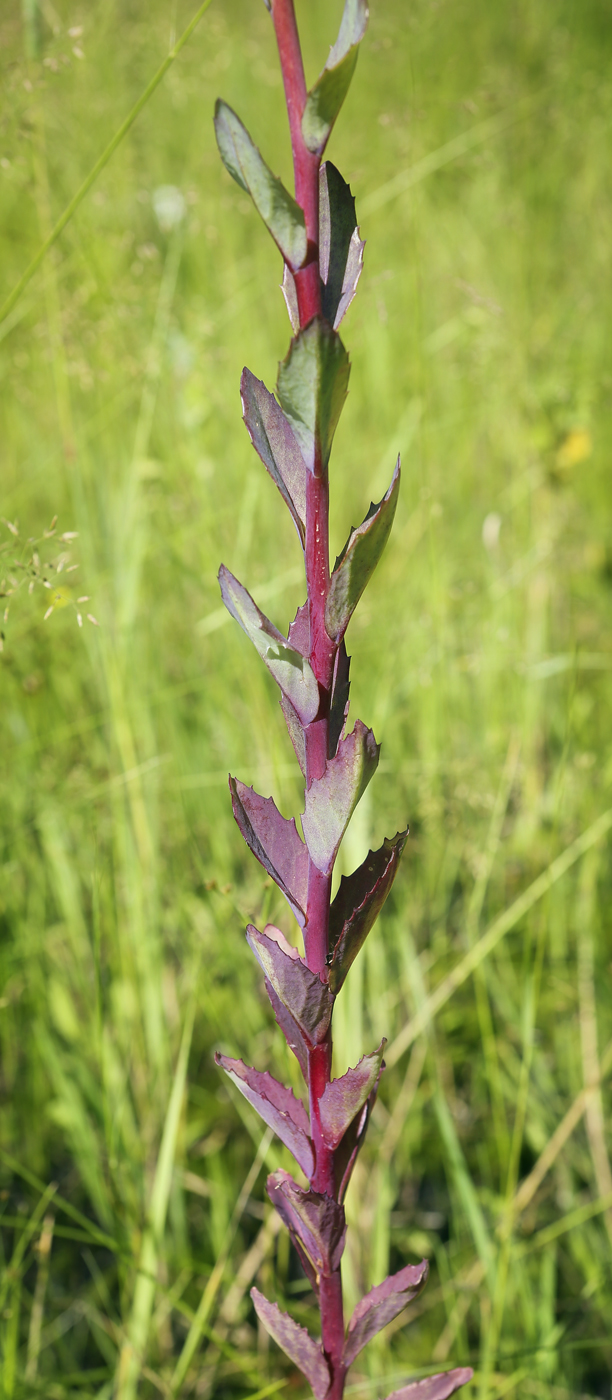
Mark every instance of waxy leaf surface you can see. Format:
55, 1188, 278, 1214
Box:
327, 830, 408, 992
383, 1370, 474, 1400
251, 1288, 331, 1399
326, 458, 401, 641
302, 720, 380, 875
230, 780, 308, 925
320, 162, 365, 329
219, 566, 319, 725
334, 1073, 381, 1202
215, 1054, 314, 1178
214, 101, 307, 269
247, 924, 333, 1045
345, 1259, 429, 1365
277, 318, 350, 474
302, 0, 369, 155
319, 1040, 386, 1151
267, 1168, 346, 1277
265, 978, 309, 1080
241, 369, 307, 544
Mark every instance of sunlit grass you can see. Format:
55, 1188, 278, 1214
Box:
1, 0, 612, 1395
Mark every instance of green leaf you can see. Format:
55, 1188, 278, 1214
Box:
214, 100, 307, 270
277, 318, 350, 474
219, 566, 319, 726
320, 162, 365, 329
326, 457, 400, 641
301, 0, 369, 155
301, 719, 379, 876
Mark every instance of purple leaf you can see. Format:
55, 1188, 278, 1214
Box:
267, 1168, 347, 1278
383, 1370, 474, 1400
277, 319, 350, 474
319, 1041, 386, 1151
326, 458, 401, 642
302, 720, 380, 876
327, 830, 408, 993
215, 1054, 314, 1178
334, 1072, 381, 1202
344, 1259, 429, 1365
247, 924, 334, 1045
230, 779, 308, 925
301, 0, 369, 156
287, 600, 310, 657
329, 640, 350, 758
219, 565, 319, 725
282, 263, 299, 333
214, 101, 307, 270
251, 1288, 330, 1399
241, 369, 306, 545
279, 694, 306, 776
320, 162, 365, 330
265, 977, 309, 1080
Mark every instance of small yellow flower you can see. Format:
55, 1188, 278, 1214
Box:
556, 428, 592, 469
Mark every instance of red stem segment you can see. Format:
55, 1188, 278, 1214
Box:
271, 3, 345, 1394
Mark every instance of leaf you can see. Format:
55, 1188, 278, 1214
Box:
287, 600, 310, 657
327, 830, 408, 993
230, 780, 308, 925
282, 263, 300, 333
241, 369, 307, 545
215, 1054, 314, 1178
302, 720, 380, 876
320, 163, 365, 329
265, 978, 309, 1080
267, 1168, 347, 1277
302, 0, 369, 155
326, 458, 401, 642
334, 1071, 381, 1202
214, 100, 307, 269
344, 1259, 429, 1365
318, 1041, 386, 1151
251, 1288, 331, 1399
219, 565, 319, 725
280, 694, 306, 776
329, 640, 350, 759
277, 318, 350, 474
383, 1370, 474, 1400
247, 924, 334, 1045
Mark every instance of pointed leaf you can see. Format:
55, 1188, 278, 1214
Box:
326, 458, 401, 642
383, 1370, 474, 1400
251, 1288, 330, 1399
247, 924, 334, 1045
214, 100, 307, 269
287, 600, 310, 656
344, 1259, 429, 1365
282, 263, 300, 333
320, 162, 365, 329
302, 719, 380, 876
277, 318, 350, 474
319, 1041, 386, 1151
334, 1070, 381, 1202
219, 565, 319, 725
241, 369, 307, 545
267, 1169, 347, 1277
302, 0, 369, 155
280, 694, 306, 776
215, 1054, 314, 1178
230, 780, 308, 925
265, 977, 309, 1080
329, 640, 350, 759
327, 830, 408, 993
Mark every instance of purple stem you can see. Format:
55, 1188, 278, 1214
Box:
271, 2, 345, 1393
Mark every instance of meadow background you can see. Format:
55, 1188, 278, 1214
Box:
1, 0, 612, 1396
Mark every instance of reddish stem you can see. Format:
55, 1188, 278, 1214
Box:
271, 2, 346, 1391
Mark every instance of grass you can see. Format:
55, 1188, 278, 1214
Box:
1, 0, 612, 1395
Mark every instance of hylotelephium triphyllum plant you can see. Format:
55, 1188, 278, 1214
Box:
213, 4, 474, 1399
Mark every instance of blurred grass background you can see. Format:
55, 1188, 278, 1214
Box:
1, 0, 612, 1395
